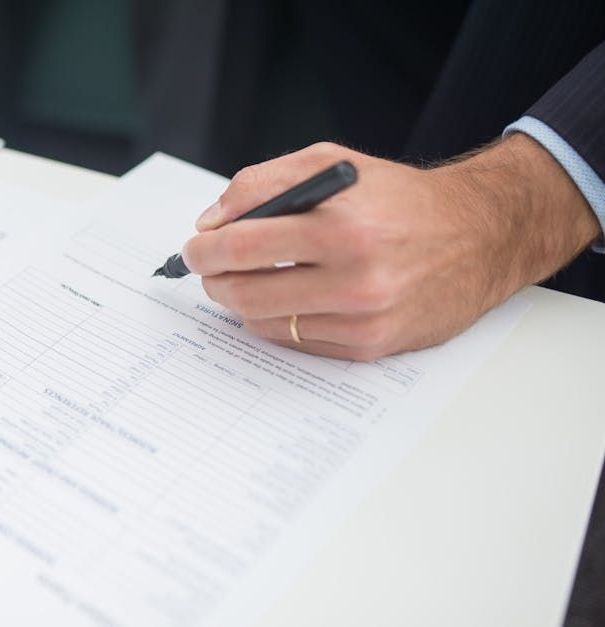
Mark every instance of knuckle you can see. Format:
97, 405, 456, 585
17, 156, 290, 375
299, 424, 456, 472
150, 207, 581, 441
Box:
358, 316, 391, 348
305, 220, 332, 255
344, 268, 394, 312
223, 231, 252, 266
348, 221, 379, 260
310, 141, 341, 156
366, 269, 394, 310
334, 216, 383, 263
230, 165, 260, 193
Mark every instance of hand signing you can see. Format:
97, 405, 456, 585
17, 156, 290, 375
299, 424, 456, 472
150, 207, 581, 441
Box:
183, 138, 600, 360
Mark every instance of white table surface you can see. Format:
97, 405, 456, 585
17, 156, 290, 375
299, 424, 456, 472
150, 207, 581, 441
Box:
2, 147, 604, 627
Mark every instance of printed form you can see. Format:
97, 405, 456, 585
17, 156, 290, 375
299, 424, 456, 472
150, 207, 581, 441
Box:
0, 157, 528, 627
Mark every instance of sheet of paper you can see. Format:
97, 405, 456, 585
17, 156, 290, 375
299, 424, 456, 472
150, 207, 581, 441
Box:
0, 155, 528, 627
0, 180, 99, 263
0, 182, 64, 251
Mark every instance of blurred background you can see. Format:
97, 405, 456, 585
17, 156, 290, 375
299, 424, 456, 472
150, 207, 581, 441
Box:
0, 2, 604, 625
0, 0, 470, 176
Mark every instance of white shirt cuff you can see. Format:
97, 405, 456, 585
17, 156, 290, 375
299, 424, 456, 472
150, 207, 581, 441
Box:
503, 115, 605, 254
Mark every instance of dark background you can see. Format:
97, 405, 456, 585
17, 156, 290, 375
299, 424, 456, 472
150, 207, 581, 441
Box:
0, 2, 603, 624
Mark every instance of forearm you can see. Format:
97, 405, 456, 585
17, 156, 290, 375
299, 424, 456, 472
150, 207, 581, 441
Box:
437, 133, 601, 303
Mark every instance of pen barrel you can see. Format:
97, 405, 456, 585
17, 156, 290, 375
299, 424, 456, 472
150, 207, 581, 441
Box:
236, 160, 357, 221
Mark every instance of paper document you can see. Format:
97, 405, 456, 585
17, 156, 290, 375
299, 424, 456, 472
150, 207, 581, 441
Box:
0, 156, 528, 627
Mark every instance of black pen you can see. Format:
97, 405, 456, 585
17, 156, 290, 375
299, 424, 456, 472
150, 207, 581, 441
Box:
153, 160, 358, 279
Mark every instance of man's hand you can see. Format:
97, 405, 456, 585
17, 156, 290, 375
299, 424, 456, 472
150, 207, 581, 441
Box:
183, 137, 601, 360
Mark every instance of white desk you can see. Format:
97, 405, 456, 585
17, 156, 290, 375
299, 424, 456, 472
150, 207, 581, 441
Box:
2, 148, 604, 627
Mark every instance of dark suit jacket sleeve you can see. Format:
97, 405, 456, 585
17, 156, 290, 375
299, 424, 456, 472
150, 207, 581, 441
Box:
526, 41, 605, 183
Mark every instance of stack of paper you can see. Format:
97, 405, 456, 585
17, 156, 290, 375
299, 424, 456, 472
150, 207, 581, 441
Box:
0, 154, 527, 627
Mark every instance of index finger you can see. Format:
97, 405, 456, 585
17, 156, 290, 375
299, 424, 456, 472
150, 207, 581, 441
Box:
183, 212, 333, 276
195, 142, 366, 231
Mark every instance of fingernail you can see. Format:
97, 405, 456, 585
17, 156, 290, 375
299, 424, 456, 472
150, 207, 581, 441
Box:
196, 201, 223, 231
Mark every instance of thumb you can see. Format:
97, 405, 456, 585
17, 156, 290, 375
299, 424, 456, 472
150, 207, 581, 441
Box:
195, 142, 354, 231
195, 163, 281, 231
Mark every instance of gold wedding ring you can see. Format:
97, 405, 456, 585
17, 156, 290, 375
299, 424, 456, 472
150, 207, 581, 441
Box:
289, 314, 302, 343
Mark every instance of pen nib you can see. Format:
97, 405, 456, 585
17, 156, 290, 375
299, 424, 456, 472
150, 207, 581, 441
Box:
152, 267, 165, 278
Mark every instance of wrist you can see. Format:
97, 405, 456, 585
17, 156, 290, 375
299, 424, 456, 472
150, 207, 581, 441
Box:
442, 134, 600, 298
